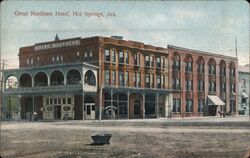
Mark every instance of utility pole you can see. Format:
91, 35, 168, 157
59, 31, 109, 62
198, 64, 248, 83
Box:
235, 36, 238, 58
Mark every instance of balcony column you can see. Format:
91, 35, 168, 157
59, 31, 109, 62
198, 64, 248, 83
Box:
127, 90, 130, 119
82, 92, 85, 120
47, 75, 50, 86
98, 88, 102, 121
64, 74, 67, 85
32, 95, 35, 113
142, 92, 145, 119
156, 91, 159, 118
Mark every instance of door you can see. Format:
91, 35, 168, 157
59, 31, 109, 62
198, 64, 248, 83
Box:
134, 100, 141, 118
54, 106, 61, 119
85, 103, 95, 120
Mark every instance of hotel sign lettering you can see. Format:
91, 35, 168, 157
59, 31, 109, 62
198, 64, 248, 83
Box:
34, 40, 80, 51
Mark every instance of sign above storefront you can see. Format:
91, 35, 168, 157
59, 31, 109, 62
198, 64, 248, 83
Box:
34, 40, 80, 51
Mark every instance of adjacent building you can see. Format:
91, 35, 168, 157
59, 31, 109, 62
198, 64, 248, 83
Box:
2, 36, 238, 120
238, 64, 250, 116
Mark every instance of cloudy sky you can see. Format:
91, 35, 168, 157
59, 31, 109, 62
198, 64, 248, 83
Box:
1, 1, 249, 68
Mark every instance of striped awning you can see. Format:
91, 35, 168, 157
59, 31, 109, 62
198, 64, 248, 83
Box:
207, 95, 225, 106
242, 92, 249, 98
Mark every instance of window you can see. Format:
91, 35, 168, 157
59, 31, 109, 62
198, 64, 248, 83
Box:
186, 80, 193, 91
26, 58, 30, 65
173, 99, 181, 112
63, 98, 66, 104
220, 83, 226, 92
104, 70, 110, 85
134, 72, 141, 87
125, 51, 129, 64
56, 55, 59, 61
89, 51, 93, 57
145, 73, 150, 88
186, 99, 193, 112
67, 98, 72, 104
172, 78, 180, 90
119, 71, 124, 86
119, 51, 124, 63
52, 56, 55, 62
111, 50, 116, 62
209, 65, 216, 74
111, 70, 116, 85
162, 75, 165, 88
161, 57, 165, 68
157, 74, 161, 89
145, 56, 150, 67
197, 63, 204, 73
156, 57, 161, 68
150, 56, 154, 67
105, 49, 110, 62
230, 68, 235, 77
77, 51, 80, 56
36, 56, 40, 62
209, 81, 216, 92
125, 71, 129, 86
134, 53, 140, 66
220, 66, 226, 76
185, 61, 193, 72
173, 60, 180, 70
150, 74, 154, 88
198, 80, 204, 91
198, 99, 204, 112
84, 52, 88, 58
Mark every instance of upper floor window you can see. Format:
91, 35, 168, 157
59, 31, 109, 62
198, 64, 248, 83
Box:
104, 70, 110, 85
197, 80, 204, 91
134, 53, 140, 66
172, 52, 181, 71
145, 73, 150, 88
134, 72, 141, 87
157, 74, 161, 88
161, 57, 166, 68
111, 70, 116, 85
125, 51, 129, 64
111, 50, 116, 63
220, 82, 226, 92
208, 59, 216, 74
186, 80, 193, 91
36, 56, 40, 62
150, 56, 154, 67
125, 71, 129, 86
156, 57, 161, 68
119, 71, 124, 86
197, 57, 204, 74
26, 58, 30, 65
209, 81, 216, 92
230, 83, 235, 93
145, 55, 150, 67
229, 62, 235, 77
119, 51, 124, 63
172, 78, 180, 90
220, 61, 226, 76
185, 55, 193, 72
89, 51, 93, 57
105, 49, 110, 62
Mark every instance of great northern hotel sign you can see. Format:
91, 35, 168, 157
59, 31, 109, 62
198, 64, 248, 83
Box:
34, 40, 80, 51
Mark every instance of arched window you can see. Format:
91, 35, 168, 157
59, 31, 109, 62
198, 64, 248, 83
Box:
185, 54, 193, 72
229, 62, 235, 77
84, 70, 96, 86
67, 69, 81, 85
19, 73, 32, 87
34, 72, 48, 86
50, 70, 64, 86
197, 56, 204, 74
208, 58, 216, 75
172, 52, 180, 70
220, 60, 226, 76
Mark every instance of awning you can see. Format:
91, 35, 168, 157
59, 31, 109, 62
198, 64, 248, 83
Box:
207, 95, 225, 106
242, 92, 249, 98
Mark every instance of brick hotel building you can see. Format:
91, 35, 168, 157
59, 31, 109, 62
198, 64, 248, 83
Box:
2, 36, 238, 120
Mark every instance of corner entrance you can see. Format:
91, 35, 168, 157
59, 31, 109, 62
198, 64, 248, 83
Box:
85, 103, 95, 120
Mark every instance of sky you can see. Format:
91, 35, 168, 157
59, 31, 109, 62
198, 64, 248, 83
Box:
1, 0, 249, 68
